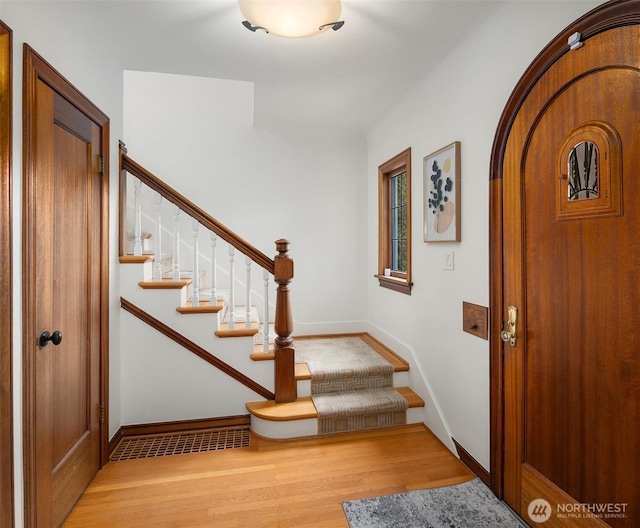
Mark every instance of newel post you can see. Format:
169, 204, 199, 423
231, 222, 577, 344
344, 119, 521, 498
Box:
274, 239, 296, 403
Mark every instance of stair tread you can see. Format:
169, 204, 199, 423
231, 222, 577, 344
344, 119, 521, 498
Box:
215, 322, 260, 338
396, 386, 425, 408
295, 333, 410, 372
359, 333, 410, 372
296, 363, 311, 380
246, 387, 424, 421
250, 337, 407, 377
119, 255, 154, 264
176, 299, 225, 314
246, 397, 317, 421
139, 278, 192, 289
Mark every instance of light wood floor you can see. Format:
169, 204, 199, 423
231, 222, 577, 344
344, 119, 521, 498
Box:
63, 424, 474, 527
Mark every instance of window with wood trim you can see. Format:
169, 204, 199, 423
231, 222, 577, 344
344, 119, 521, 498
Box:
377, 148, 412, 294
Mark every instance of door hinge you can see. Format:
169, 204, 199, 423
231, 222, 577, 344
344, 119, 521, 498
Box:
99, 402, 105, 424
98, 155, 105, 175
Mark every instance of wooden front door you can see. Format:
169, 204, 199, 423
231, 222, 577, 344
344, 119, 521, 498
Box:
494, 7, 640, 528
23, 46, 109, 527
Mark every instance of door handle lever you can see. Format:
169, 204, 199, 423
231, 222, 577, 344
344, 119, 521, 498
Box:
500, 306, 518, 347
40, 330, 62, 347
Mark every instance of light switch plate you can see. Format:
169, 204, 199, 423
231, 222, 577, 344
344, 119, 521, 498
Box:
444, 251, 454, 271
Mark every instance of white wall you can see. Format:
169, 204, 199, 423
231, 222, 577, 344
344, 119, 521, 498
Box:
365, 1, 601, 471
3, 2, 128, 525
123, 70, 368, 330
120, 70, 368, 425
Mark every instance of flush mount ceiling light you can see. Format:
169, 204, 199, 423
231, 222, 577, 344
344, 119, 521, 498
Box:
239, 0, 344, 38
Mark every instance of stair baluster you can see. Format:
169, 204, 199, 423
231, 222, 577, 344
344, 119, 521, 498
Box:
119, 144, 296, 403
245, 256, 252, 330
172, 206, 181, 281
263, 269, 270, 354
228, 246, 235, 330
153, 192, 163, 281
210, 233, 217, 302
191, 219, 200, 305
133, 178, 143, 256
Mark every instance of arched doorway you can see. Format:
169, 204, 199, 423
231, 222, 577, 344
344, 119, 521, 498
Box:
490, 1, 640, 526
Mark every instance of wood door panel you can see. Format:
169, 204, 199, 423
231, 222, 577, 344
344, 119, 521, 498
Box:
521, 464, 610, 528
523, 68, 640, 512
498, 19, 640, 528
51, 126, 92, 467
24, 46, 108, 528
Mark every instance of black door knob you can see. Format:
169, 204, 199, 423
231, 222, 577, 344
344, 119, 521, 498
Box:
39, 330, 62, 347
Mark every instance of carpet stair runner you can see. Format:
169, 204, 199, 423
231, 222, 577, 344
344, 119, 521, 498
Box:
246, 334, 425, 438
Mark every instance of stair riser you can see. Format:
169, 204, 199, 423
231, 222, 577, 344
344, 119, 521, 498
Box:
120, 260, 154, 285
296, 371, 410, 398
250, 416, 317, 440
250, 412, 426, 441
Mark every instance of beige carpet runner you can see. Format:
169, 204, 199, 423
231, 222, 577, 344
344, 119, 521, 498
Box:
295, 337, 408, 434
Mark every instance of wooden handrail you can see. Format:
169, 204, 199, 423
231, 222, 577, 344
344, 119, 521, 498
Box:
118, 142, 296, 403
119, 141, 274, 274
120, 297, 275, 400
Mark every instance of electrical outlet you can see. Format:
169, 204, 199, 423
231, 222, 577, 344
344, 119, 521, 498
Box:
444, 251, 454, 271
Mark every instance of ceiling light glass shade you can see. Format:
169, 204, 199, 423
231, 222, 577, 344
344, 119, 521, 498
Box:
239, 0, 342, 38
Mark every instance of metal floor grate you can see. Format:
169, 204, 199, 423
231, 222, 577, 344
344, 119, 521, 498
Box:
110, 426, 251, 461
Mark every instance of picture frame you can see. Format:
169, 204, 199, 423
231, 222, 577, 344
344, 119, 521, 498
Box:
423, 141, 461, 242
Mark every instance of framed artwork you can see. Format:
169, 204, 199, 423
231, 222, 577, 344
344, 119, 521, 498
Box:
423, 141, 460, 242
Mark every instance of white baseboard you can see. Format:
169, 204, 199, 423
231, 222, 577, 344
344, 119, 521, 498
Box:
364, 322, 457, 455
292, 319, 368, 336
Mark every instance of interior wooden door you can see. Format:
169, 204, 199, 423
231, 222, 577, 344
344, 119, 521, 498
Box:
23, 46, 109, 528
500, 21, 640, 528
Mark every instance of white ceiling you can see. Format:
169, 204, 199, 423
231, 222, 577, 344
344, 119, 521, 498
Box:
99, 0, 505, 135
27, 1, 504, 135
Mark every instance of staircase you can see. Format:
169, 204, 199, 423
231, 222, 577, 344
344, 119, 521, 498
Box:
118, 144, 425, 440
247, 335, 425, 439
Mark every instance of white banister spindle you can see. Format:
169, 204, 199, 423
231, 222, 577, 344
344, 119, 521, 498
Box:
191, 219, 200, 305
153, 192, 162, 281
172, 206, 181, 281
210, 233, 218, 303
133, 178, 142, 256
263, 269, 269, 354
228, 246, 235, 330
245, 256, 252, 330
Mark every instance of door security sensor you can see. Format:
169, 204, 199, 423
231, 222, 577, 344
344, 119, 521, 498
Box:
568, 32, 583, 50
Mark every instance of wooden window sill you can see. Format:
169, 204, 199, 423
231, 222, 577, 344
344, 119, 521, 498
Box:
375, 274, 412, 295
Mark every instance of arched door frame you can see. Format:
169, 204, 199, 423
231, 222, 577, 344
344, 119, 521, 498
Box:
488, 0, 640, 498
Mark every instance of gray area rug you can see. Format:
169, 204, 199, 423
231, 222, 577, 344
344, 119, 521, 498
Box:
295, 337, 407, 434
342, 478, 527, 528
